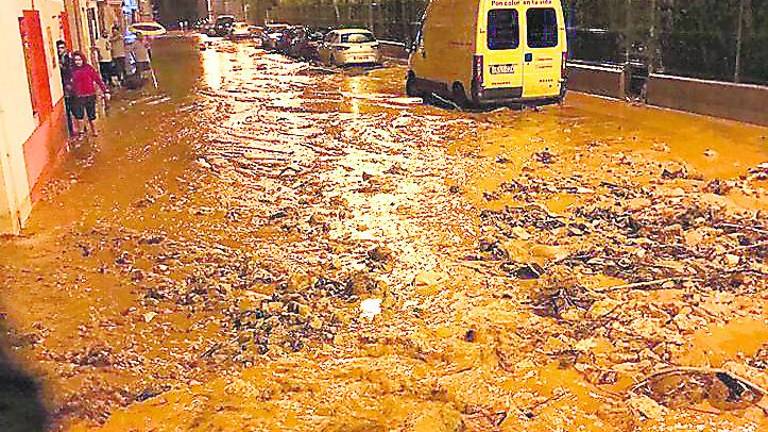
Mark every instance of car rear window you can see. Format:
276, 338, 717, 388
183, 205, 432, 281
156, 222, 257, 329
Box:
526, 8, 558, 48
487, 9, 520, 50
341, 33, 375, 43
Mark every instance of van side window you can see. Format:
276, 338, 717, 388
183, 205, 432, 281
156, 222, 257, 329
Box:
487, 9, 520, 50
526, 8, 558, 48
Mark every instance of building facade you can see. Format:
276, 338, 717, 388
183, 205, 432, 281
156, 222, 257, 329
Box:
209, 0, 245, 20
1, 0, 70, 233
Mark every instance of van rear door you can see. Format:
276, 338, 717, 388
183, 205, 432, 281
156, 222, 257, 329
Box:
522, 6, 563, 98
480, 7, 524, 96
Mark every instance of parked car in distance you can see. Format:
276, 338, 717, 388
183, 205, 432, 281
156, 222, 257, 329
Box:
214, 15, 235, 37
249, 26, 266, 47
200, 23, 216, 37
265, 23, 291, 33
287, 27, 315, 59
263, 24, 292, 51
275, 28, 295, 53
228, 22, 252, 40
317, 29, 381, 66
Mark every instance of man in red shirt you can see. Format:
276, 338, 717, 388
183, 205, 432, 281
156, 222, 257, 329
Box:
70, 52, 110, 137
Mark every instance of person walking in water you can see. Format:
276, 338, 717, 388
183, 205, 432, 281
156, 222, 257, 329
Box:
110, 26, 127, 86
56, 41, 75, 135
70, 52, 110, 137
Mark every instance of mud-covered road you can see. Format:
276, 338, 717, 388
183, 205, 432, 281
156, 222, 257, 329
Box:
2, 36, 768, 432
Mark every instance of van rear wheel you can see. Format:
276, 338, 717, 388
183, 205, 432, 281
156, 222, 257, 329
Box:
452, 83, 469, 108
406, 74, 421, 97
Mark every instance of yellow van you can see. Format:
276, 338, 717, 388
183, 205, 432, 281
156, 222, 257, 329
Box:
406, 0, 568, 106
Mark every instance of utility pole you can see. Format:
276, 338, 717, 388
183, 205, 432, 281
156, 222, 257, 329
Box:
734, 0, 744, 83
648, 0, 657, 72
567, 0, 575, 59
368, 0, 374, 33
400, 0, 408, 44
624, 0, 632, 64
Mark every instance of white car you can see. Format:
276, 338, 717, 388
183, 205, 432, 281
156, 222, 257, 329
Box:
318, 29, 381, 66
228, 22, 251, 40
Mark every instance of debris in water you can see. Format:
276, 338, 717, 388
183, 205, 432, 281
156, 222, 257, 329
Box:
360, 298, 382, 320
632, 367, 766, 412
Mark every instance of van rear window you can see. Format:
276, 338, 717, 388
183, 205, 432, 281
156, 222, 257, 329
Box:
341, 33, 376, 43
487, 9, 519, 50
527, 8, 558, 48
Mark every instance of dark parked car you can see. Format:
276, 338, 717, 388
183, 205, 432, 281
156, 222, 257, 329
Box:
214, 15, 235, 37
288, 27, 325, 60
275, 28, 295, 53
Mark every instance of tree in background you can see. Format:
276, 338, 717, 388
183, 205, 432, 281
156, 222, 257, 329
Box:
156, 0, 204, 27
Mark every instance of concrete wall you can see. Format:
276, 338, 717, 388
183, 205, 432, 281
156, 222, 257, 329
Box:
647, 74, 768, 127
566, 63, 625, 99
0, 0, 67, 234
379, 40, 408, 60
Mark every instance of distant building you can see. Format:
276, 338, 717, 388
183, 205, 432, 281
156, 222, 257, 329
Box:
209, 0, 245, 20
122, 0, 153, 23
1, 0, 70, 233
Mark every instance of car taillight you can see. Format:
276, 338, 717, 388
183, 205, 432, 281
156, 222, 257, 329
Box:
473, 55, 483, 87
562, 51, 568, 77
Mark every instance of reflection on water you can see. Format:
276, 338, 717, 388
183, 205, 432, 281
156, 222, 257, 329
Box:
201, 44, 223, 91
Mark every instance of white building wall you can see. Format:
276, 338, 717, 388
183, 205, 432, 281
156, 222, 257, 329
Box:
0, 0, 66, 233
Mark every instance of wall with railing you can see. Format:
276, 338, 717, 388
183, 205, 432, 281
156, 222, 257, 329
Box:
261, 0, 767, 86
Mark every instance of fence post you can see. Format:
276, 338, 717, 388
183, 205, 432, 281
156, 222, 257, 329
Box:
400, 0, 409, 44
735, 0, 744, 83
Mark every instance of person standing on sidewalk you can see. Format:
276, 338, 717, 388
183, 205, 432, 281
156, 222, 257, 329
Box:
70, 52, 110, 138
56, 41, 75, 135
110, 26, 127, 86
93, 32, 113, 86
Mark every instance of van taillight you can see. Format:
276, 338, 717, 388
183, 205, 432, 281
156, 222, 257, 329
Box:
562, 52, 568, 77
473, 55, 484, 86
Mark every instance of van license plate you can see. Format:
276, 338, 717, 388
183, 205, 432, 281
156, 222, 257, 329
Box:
490, 64, 516, 75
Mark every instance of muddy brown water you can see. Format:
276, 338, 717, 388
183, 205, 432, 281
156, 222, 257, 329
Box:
1, 36, 768, 431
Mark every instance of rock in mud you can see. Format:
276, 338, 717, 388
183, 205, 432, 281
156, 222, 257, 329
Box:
627, 395, 668, 420
367, 246, 393, 263
633, 368, 764, 412
135, 384, 171, 402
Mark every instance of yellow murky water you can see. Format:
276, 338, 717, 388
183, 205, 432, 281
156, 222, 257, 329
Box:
1, 36, 768, 432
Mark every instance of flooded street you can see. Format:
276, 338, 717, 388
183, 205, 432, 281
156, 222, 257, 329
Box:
2, 36, 768, 431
